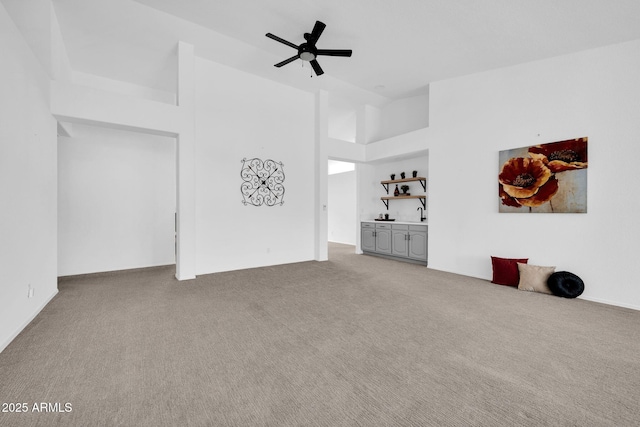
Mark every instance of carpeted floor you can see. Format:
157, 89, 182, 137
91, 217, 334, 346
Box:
1, 243, 639, 426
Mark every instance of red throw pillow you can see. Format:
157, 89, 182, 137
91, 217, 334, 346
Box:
491, 256, 528, 286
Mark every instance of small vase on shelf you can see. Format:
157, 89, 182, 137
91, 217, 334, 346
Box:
394, 184, 400, 196
400, 172, 406, 179
390, 174, 395, 180
412, 170, 418, 178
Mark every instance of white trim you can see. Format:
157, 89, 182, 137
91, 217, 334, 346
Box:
579, 296, 640, 311
315, 90, 329, 262
328, 240, 355, 246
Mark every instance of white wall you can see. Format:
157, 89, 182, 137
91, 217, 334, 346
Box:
328, 170, 356, 245
377, 92, 429, 142
426, 39, 640, 309
328, 160, 355, 175
58, 124, 176, 276
72, 71, 176, 105
194, 58, 316, 274
0, 2, 58, 351
328, 95, 357, 142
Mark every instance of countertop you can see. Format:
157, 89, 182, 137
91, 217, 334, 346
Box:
363, 220, 428, 225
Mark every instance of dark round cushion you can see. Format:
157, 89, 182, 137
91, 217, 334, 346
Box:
547, 271, 584, 298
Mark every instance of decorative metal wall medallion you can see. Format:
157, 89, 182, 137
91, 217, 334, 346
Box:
241, 158, 285, 206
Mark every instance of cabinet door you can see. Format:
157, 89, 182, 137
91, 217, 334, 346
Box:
375, 229, 392, 254
408, 231, 427, 261
391, 230, 408, 257
361, 227, 376, 252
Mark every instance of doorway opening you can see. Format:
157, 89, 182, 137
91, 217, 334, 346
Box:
327, 160, 356, 252
57, 124, 176, 276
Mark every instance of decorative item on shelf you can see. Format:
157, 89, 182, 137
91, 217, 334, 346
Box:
400, 172, 406, 179
379, 213, 384, 219
401, 185, 410, 195
394, 184, 400, 196
390, 173, 395, 180
412, 170, 418, 178
384, 213, 389, 220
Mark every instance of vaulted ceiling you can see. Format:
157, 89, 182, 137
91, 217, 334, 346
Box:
51, 0, 640, 105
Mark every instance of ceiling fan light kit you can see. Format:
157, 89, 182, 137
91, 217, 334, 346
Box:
299, 51, 315, 61
266, 20, 352, 76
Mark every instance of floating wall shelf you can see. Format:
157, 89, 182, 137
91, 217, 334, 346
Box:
380, 177, 427, 210
381, 177, 426, 193
381, 195, 426, 210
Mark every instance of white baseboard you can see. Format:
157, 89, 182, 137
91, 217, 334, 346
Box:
328, 240, 356, 246
579, 295, 640, 311
0, 288, 58, 354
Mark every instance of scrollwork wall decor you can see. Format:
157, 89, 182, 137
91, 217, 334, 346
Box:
241, 158, 285, 206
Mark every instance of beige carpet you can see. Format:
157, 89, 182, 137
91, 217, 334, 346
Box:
1, 243, 639, 426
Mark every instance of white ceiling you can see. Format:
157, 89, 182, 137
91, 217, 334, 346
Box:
51, 0, 640, 104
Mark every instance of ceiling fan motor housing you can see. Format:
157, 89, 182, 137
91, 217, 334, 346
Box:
299, 43, 317, 61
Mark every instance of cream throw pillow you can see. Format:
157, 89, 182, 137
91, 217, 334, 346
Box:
517, 263, 556, 294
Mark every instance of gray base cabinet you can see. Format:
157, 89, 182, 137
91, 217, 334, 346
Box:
374, 224, 391, 254
408, 228, 427, 261
361, 225, 376, 252
392, 230, 409, 257
361, 222, 427, 265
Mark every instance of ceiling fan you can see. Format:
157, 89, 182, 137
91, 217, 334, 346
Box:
266, 20, 352, 76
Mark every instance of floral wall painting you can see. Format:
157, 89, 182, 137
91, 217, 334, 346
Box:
499, 137, 588, 213
241, 158, 285, 207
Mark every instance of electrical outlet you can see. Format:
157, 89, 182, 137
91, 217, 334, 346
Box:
27, 284, 34, 299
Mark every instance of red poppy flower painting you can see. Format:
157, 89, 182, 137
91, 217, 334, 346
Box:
499, 137, 587, 213
528, 137, 588, 173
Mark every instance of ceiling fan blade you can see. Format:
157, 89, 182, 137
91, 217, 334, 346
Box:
316, 49, 352, 57
265, 33, 298, 50
310, 59, 324, 76
274, 55, 299, 68
308, 21, 326, 44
